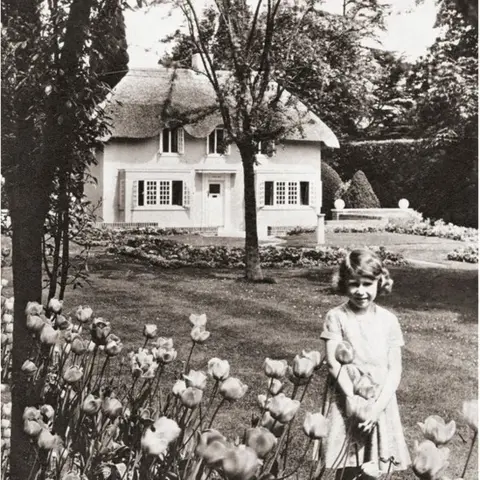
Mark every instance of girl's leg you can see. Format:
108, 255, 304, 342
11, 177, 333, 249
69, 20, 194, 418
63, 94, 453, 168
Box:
334, 467, 361, 480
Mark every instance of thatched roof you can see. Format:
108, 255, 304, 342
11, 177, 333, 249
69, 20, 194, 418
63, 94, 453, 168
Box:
103, 67, 339, 148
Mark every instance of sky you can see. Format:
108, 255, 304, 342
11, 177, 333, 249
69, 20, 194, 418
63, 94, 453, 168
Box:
124, 0, 440, 68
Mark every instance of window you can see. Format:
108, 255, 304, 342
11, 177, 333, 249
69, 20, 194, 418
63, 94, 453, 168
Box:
208, 128, 229, 155
137, 180, 184, 206
264, 181, 310, 206
257, 141, 275, 156
160, 128, 184, 154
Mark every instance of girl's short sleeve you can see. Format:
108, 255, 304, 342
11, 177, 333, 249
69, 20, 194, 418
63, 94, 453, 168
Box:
388, 314, 405, 347
320, 310, 343, 341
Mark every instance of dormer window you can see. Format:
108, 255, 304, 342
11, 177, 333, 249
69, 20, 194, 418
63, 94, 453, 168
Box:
257, 140, 275, 156
208, 128, 230, 155
160, 127, 184, 154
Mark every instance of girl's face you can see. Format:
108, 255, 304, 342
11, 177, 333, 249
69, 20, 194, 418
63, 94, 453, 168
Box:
346, 275, 378, 312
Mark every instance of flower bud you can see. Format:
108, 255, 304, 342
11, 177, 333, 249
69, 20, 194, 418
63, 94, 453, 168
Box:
63, 365, 83, 384
37, 429, 62, 450
184, 370, 207, 390
418, 415, 456, 446
102, 397, 123, 418
172, 380, 187, 397
25, 301, 43, 316
143, 324, 157, 339
55, 315, 71, 330
301, 350, 322, 368
222, 445, 260, 480
195, 429, 228, 467
82, 394, 101, 415
39, 324, 59, 346
23, 407, 41, 422
2, 428, 10, 439
1, 419, 10, 429
155, 337, 174, 349
90, 317, 111, 345
3, 323, 13, 333
219, 377, 248, 401
26, 314, 45, 332
346, 395, 373, 422
267, 393, 300, 423
245, 427, 277, 459
263, 358, 288, 379
462, 399, 478, 432
292, 355, 315, 378
21, 360, 38, 376
303, 412, 328, 439
208, 358, 230, 381
70, 334, 87, 355
268, 378, 283, 395
2, 313, 13, 324
75, 306, 93, 323
48, 298, 63, 313
105, 334, 123, 357
40, 405, 55, 422
257, 394, 268, 409
24, 420, 43, 437
412, 440, 450, 480
153, 347, 177, 364
4, 297, 14, 312
261, 411, 285, 437
191, 326, 210, 344
189, 313, 207, 328
353, 374, 377, 400
335, 341, 354, 365
180, 387, 203, 408
141, 417, 181, 457
2, 402, 11, 418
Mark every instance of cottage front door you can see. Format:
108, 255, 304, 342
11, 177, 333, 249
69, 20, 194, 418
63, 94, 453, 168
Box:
206, 181, 225, 227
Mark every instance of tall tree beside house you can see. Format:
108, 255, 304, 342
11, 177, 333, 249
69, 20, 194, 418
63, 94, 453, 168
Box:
1, 1, 127, 477
169, 0, 338, 281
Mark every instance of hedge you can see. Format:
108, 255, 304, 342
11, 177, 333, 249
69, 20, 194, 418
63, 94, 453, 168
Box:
321, 163, 343, 219
342, 170, 381, 208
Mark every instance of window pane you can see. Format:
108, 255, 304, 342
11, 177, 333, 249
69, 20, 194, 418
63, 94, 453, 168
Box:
288, 182, 298, 205
146, 181, 157, 205
138, 180, 145, 206
265, 181, 274, 205
171, 128, 178, 153
158, 181, 170, 205
172, 181, 183, 205
276, 182, 286, 205
300, 182, 309, 205
208, 131, 216, 154
162, 129, 170, 152
216, 129, 224, 153
209, 183, 221, 194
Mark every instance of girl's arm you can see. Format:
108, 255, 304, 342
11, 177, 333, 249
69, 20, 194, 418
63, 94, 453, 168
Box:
359, 346, 402, 432
325, 339, 355, 398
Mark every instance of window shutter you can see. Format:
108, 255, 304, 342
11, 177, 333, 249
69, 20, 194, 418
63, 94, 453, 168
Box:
132, 180, 138, 208
309, 181, 316, 209
183, 181, 191, 208
226, 143, 231, 155
118, 172, 125, 211
257, 181, 265, 208
177, 128, 184, 154
159, 129, 163, 154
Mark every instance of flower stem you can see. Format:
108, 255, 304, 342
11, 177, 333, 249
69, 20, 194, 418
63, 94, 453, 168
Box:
184, 342, 196, 374
461, 430, 477, 478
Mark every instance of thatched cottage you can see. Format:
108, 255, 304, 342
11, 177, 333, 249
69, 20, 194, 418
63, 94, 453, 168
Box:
87, 65, 339, 237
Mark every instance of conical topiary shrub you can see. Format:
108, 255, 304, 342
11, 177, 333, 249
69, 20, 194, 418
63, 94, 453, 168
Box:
343, 170, 381, 208
322, 163, 344, 219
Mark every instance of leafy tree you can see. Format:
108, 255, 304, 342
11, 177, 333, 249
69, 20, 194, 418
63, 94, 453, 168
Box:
343, 170, 381, 208
322, 163, 344, 218
1, 1, 127, 477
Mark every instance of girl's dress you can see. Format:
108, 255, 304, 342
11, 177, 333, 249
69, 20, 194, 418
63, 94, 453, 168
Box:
320, 301, 411, 472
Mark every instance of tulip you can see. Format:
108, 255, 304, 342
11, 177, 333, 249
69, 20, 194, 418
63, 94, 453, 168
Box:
180, 387, 203, 408
23, 407, 41, 422
24, 419, 43, 437
219, 377, 248, 401
105, 333, 123, 356
1, 247, 10, 257
172, 379, 187, 397
1, 279, 8, 288
268, 378, 283, 395
48, 298, 63, 313
191, 326, 211, 344
292, 355, 315, 378
143, 324, 158, 338
1, 419, 10, 429
3, 323, 13, 334
196, 430, 229, 467
75, 306, 93, 323
222, 445, 260, 480
141, 416, 181, 457
268, 393, 301, 423
189, 313, 207, 328
62, 472, 82, 480
261, 411, 285, 437
37, 429, 62, 450
40, 405, 55, 422
70, 334, 87, 355
25, 301, 43, 316
184, 370, 208, 390
263, 358, 288, 379
2, 313, 13, 324
360, 460, 383, 479
39, 324, 59, 346
156, 337, 174, 349
2, 428, 10, 439
26, 314, 45, 333
63, 365, 83, 384
4, 297, 14, 311
90, 317, 111, 345
153, 347, 177, 364
2, 403, 12, 418
208, 358, 230, 381
21, 360, 38, 376
412, 440, 450, 480
335, 341, 355, 365
55, 315, 70, 330
303, 412, 328, 439
82, 394, 102, 415
346, 395, 373, 423
418, 415, 456, 446
462, 399, 478, 432
353, 374, 377, 400
257, 394, 268, 409
1, 438, 10, 450
302, 349, 322, 368
102, 397, 123, 418
3, 333, 12, 345
245, 427, 277, 459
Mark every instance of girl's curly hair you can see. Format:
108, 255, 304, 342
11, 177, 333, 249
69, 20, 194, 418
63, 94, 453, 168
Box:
333, 249, 393, 296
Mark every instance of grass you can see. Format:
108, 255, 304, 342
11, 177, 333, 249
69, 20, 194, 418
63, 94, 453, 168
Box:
50, 251, 478, 479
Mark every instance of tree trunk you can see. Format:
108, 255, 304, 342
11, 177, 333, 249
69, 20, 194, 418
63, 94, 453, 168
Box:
239, 145, 264, 281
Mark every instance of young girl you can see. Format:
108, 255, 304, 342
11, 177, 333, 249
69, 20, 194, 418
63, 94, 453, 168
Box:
320, 249, 411, 479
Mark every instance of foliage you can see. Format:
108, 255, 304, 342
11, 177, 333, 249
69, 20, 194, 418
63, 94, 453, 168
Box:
447, 245, 478, 263
342, 171, 381, 209
286, 226, 316, 236
321, 163, 344, 219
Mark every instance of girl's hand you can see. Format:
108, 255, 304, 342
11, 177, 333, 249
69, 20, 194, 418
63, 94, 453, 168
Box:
358, 404, 381, 433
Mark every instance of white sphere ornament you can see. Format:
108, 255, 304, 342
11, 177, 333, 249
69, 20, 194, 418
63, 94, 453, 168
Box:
398, 198, 409, 209
334, 199, 345, 210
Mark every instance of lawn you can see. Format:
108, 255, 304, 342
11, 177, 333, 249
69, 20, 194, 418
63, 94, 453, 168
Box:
54, 250, 477, 479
